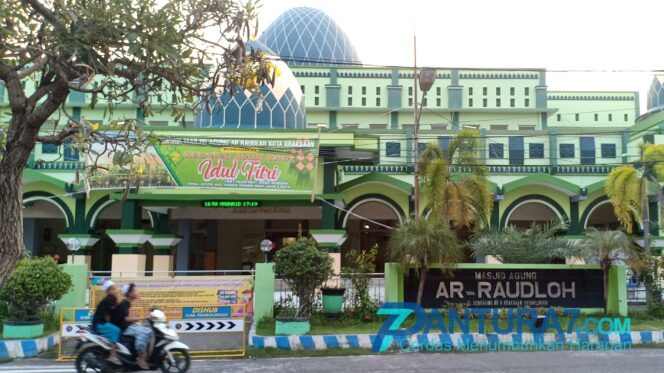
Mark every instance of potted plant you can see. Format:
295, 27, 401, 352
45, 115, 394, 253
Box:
320, 284, 346, 318
1, 257, 72, 339
273, 237, 333, 335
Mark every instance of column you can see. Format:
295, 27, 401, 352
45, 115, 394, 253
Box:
59, 197, 99, 270
310, 230, 347, 281
147, 213, 180, 275
176, 219, 191, 272
23, 218, 38, 256
107, 200, 151, 276
58, 234, 100, 270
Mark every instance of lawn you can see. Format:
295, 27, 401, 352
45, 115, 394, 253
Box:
256, 313, 664, 336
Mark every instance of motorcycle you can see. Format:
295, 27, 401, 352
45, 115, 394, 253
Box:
75, 308, 191, 372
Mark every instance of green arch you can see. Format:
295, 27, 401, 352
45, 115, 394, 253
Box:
502, 174, 580, 196
499, 194, 569, 228
85, 195, 118, 229
585, 180, 606, 195
22, 191, 74, 228
580, 196, 642, 233
340, 194, 405, 228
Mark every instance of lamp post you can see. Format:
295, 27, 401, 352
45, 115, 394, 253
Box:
66, 237, 81, 263
260, 239, 273, 263
412, 64, 437, 221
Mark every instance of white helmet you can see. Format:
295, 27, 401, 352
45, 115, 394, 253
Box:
150, 309, 167, 323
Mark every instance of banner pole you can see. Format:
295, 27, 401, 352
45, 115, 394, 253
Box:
310, 124, 325, 203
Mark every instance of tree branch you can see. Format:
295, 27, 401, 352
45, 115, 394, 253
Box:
37, 126, 78, 145
23, 0, 58, 24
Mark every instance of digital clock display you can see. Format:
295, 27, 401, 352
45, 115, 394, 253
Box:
201, 200, 261, 208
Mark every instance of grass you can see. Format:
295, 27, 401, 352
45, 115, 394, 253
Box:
257, 312, 664, 336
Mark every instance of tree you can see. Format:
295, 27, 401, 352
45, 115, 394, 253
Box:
273, 238, 333, 318
469, 222, 581, 264
418, 129, 493, 228
605, 143, 664, 252
387, 218, 464, 305
0, 0, 274, 282
579, 228, 643, 311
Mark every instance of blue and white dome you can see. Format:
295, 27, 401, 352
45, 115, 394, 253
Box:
194, 42, 305, 129
647, 75, 664, 112
258, 7, 361, 66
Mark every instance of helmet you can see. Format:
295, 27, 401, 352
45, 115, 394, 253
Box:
150, 309, 167, 323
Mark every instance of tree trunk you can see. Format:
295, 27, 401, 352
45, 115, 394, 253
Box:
0, 116, 41, 283
643, 179, 650, 253
602, 260, 609, 314
416, 267, 428, 305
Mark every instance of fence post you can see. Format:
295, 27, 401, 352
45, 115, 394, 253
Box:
253, 263, 275, 322
607, 265, 627, 316
384, 262, 403, 303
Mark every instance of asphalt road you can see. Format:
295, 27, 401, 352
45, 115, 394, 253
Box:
2, 349, 664, 372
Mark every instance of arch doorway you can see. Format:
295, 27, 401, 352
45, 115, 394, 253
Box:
23, 199, 69, 262
342, 199, 402, 272
504, 200, 563, 229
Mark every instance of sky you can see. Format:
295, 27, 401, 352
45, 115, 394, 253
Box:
257, 0, 664, 113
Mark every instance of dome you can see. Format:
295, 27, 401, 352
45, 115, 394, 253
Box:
194, 43, 305, 129
647, 75, 664, 112
258, 7, 361, 66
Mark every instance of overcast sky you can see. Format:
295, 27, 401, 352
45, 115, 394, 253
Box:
258, 0, 663, 113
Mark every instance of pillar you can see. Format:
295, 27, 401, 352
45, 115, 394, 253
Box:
254, 263, 275, 322
309, 230, 347, 282
384, 262, 403, 303
23, 218, 38, 256
107, 201, 151, 276
107, 230, 152, 276
607, 265, 628, 316
58, 234, 100, 271
147, 234, 181, 275
176, 220, 191, 272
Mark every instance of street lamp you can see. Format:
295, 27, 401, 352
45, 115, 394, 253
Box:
260, 239, 273, 263
66, 237, 81, 263
413, 67, 437, 220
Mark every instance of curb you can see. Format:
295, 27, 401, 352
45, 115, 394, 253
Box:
249, 330, 664, 350
0, 333, 59, 358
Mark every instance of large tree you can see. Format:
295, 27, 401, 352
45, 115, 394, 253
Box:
0, 0, 274, 282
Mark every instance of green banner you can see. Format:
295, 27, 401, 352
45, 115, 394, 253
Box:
154, 138, 318, 192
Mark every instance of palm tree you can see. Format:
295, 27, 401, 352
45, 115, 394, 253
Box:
418, 129, 493, 228
579, 228, 643, 311
606, 143, 664, 252
469, 221, 581, 264
387, 218, 464, 304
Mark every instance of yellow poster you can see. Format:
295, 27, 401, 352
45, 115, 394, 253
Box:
90, 276, 254, 317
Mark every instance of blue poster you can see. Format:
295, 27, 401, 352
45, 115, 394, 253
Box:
182, 306, 231, 319
75, 309, 94, 322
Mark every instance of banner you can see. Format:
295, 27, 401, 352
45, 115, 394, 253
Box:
155, 138, 317, 191
90, 276, 254, 317
405, 268, 604, 308
85, 137, 318, 192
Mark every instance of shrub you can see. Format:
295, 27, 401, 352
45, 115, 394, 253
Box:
273, 237, 333, 318
342, 245, 379, 321
1, 257, 72, 321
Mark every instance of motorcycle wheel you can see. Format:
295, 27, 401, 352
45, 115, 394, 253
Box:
75, 345, 108, 373
160, 348, 191, 373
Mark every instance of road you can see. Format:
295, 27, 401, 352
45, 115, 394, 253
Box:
2, 349, 664, 372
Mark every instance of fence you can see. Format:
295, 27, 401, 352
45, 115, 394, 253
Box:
274, 273, 385, 310
90, 269, 255, 277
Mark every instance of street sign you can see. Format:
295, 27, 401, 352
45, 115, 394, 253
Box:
169, 319, 244, 333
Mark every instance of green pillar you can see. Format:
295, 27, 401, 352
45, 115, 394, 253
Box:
549, 128, 558, 169
490, 199, 500, 229
69, 197, 87, 234
384, 262, 404, 303
121, 200, 142, 230
607, 265, 627, 316
568, 200, 581, 235
649, 199, 659, 237
56, 264, 88, 312
254, 263, 275, 322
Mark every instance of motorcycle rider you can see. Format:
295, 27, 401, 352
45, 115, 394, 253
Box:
112, 283, 151, 370
91, 280, 121, 365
